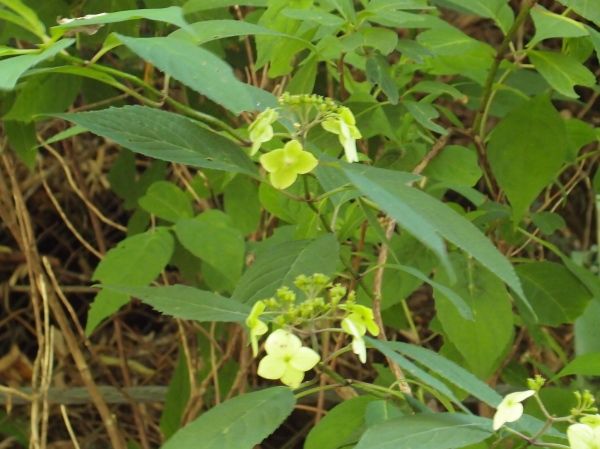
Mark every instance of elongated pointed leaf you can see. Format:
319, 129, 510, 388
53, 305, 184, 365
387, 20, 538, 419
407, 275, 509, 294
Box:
56, 106, 257, 176
162, 387, 295, 449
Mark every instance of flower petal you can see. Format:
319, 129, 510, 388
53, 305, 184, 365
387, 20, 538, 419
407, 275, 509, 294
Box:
342, 316, 366, 337
270, 168, 298, 190
493, 402, 523, 430
568, 423, 596, 449
260, 148, 286, 173
289, 347, 320, 372
322, 118, 341, 135
505, 390, 535, 403
257, 355, 286, 380
264, 329, 302, 357
293, 150, 318, 174
352, 337, 367, 364
280, 367, 304, 388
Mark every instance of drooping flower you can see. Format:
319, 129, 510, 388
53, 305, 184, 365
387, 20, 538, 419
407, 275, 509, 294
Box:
248, 108, 278, 155
322, 107, 362, 163
492, 390, 535, 430
340, 305, 379, 364
259, 140, 318, 190
246, 300, 268, 356
257, 329, 320, 388
567, 421, 600, 449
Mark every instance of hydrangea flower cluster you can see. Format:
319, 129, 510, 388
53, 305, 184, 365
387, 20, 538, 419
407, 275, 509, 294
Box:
247, 93, 363, 190
244, 273, 379, 388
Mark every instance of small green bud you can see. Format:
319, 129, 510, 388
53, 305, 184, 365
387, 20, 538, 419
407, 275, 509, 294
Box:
526, 375, 546, 392
277, 286, 296, 303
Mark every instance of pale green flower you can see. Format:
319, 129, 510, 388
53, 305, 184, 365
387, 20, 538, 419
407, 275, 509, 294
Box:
259, 140, 318, 190
257, 329, 320, 388
492, 390, 535, 430
568, 422, 600, 449
342, 304, 380, 336
248, 108, 278, 155
246, 300, 268, 356
341, 316, 367, 363
322, 107, 362, 163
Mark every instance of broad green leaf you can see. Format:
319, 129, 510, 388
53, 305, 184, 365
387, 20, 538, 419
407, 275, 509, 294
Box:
4, 74, 81, 122
432, 0, 513, 33
530, 5, 589, 46
86, 227, 175, 334
361, 27, 399, 55
224, 177, 261, 235
282, 7, 345, 26
529, 50, 596, 98
0, 39, 74, 90
403, 100, 446, 134
160, 350, 190, 439
233, 234, 340, 304
51, 7, 193, 39
116, 34, 275, 114
305, 396, 377, 449
557, 352, 600, 378
588, 25, 600, 64
487, 95, 568, 221
287, 55, 318, 95
56, 106, 257, 176
531, 212, 566, 235
565, 118, 597, 160
183, 0, 267, 13
364, 400, 403, 427
101, 285, 250, 323
342, 164, 526, 302
162, 387, 295, 449
175, 210, 245, 292
557, 0, 600, 26
138, 181, 193, 223
434, 253, 514, 379
4, 121, 37, 167
422, 145, 481, 186
386, 341, 502, 407
355, 413, 492, 449
517, 262, 591, 326
575, 301, 600, 355
368, 338, 467, 409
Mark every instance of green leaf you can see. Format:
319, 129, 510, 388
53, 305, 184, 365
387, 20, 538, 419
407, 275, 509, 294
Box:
575, 301, 600, 355
0, 0, 45, 40
0, 39, 75, 91
557, 0, 600, 26
530, 5, 589, 46
342, 164, 526, 302
361, 27, 399, 55
365, 53, 399, 104
432, 0, 513, 33
4, 120, 37, 167
403, 100, 446, 134
386, 342, 502, 407
116, 35, 276, 114
487, 95, 568, 221
282, 7, 345, 26
368, 338, 467, 409
52, 6, 192, 34
175, 211, 245, 292
355, 413, 492, 449
56, 106, 257, 176
529, 50, 596, 98
160, 350, 190, 439
233, 234, 340, 304
224, 177, 261, 235
516, 262, 591, 326
101, 285, 250, 323
364, 400, 403, 427
434, 253, 514, 379
557, 352, 600, 378
183, 0, 267, 13
138, 181, 193, 223
305, 396, 377, 449
422, 145, 481, 186
161, 387, 295, 449
86, 228, 175, 334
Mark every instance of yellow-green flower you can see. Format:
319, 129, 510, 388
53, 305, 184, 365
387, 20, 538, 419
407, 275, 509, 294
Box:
257, 329, 320, 388
341, 317, 368, 363
567, 421, 600, 449
248, 108, 278, 155
246, 300, 268, 356
322, 107, 362, 163
342, 304, 380, 336
259, 140, 318, 190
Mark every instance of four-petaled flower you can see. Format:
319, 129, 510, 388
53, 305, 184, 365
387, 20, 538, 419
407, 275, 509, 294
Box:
248, 108, 278, 155
492, 390, 535, 430
259, 140, 318, 190
322, 107, 362, 163
568, 416, 600, 449
257, 329, 320, 388
246, 300, 268, 356
341, 305, 379, 363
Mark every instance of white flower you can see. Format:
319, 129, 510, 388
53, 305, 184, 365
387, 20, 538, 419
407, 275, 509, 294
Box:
322, 107, 362, 163
341, 316, 367, 363
568, 423, 600, 449
492, 390, 535, 431
257, 329, 320, 388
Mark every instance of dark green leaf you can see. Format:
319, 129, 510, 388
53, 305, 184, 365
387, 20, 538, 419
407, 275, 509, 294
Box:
138, 181, 193, 223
